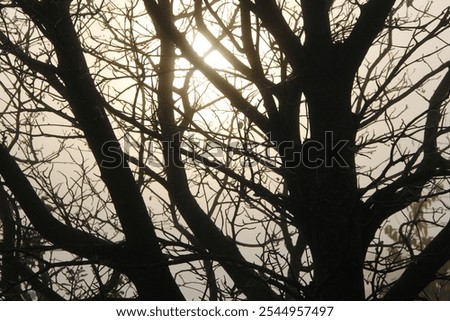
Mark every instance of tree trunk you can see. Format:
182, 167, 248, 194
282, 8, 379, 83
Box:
307, 182, 364, 300
297, 163, 364, 300
294, 66, 364, 299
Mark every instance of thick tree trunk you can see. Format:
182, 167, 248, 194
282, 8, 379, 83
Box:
307, 183, 364, 300
294, 70, 364, 299
126, 265, 185, 301
297, 164, 364, 300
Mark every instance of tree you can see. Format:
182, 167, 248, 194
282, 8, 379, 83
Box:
0, 0, 449, 300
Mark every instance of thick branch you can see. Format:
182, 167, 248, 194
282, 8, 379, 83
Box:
16, 0, 160, 249
251, 0, 303, 71
423, 68, 450, 157
239, 0, 265, 78
0, 145, 116, 261
383, 220, 450, 300
343, 0, 395, 76
155, 2, 278, 299
299, 0, 332, 49
13, 1, 184, 299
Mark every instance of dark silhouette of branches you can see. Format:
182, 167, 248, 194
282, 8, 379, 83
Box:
0, 0, 449, 300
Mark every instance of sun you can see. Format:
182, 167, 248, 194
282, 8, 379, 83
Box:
172, 30, 240, 123
190, 33, 232, 70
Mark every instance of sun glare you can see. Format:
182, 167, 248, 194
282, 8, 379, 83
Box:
191, 33, 231, 70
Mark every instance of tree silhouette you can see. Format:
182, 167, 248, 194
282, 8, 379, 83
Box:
0, 0, 449, 300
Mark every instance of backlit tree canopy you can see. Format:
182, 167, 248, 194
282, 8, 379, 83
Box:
0, 0, 449, 300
